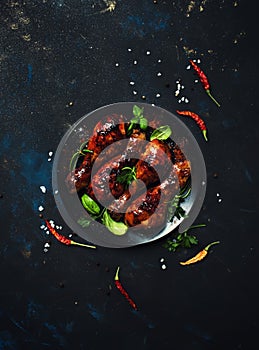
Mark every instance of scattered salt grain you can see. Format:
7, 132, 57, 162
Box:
156, 93, 161, 98
54, 190, 58, 194
38, 205, 44, 212
115, 62, 119, 67
127, 48, 132, 52
161, 264, 167, 270
160, 258, 165, 262
133, 60, 138, 65
40, 186, 47, 193
133, 90, 138, 95
186, 65, 191, 70
146, 50, 151, 55
218, 198, 222, 203
157, 72, 162, 77
129, 81, 135, 85
216, 193, 220, 197
47, 158, 52, 162
194, 79, 199, 83
40, 225, 45, 229
157, 59, 162, 63
48, 151, 53, 157
44, 242, 50, 248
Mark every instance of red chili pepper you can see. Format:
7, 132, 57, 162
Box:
176, 110, 208, 141
190, 60, 220, 107
45, 219, 96, 249
114, 266, 138, 310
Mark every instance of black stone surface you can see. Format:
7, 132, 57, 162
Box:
0, 1, 258, 349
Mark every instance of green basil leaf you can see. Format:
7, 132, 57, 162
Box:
139, 117, 148, 130
150, 125, 172, 141
81, 194, 100, 215
103, 210, 128, 236
133, 105, 143, 118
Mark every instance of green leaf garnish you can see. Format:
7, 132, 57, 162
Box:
81, 194, 100, 215
102, 210, 128, 236
150, 125, 172, 141
77, 217, 92, 228
163, 224, 206, 252
128, 105, 148, 134
133, 105, 144, 118
117, 166, 137, 187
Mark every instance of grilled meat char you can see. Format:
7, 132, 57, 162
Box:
124, 144, 191, 229
66, 114, 127, 193
87, 127, 146, 206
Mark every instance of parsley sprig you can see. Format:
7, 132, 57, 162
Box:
163, 224, 206, 252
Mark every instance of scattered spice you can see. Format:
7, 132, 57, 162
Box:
44, 219, 96, 249
180, 241, 220, 265
176, 110, 208, 141
114, 266, 137, 310
189, 60, 220, 107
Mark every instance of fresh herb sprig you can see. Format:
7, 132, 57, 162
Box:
69, 141, 93, 171
163, 224, 206, 252
128, 105, 148, 134
117, 166, 137, 187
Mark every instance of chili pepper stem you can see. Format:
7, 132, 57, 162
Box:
206, 90, 220, 107
115, 266, 120, 281
70, 240, 96, 249
202, 129, 208, 141
204, 241, 220, 251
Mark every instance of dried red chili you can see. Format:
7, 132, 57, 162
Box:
189, 60, 220, 107
176, 110, 208, 141
45, 219, 96, 249
114, 266, 137, 310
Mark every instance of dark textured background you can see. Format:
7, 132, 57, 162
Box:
0, 0, 258, 349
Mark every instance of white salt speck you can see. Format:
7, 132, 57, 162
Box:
40, 225, 45, 229
175, 91, 180, 97
157, 59, 162, 63
218, 198, 222, 203
44, 242, 50, 248
216, 193, 220, 197
161, 264, 167, 270
38, 205, 44, 212
47, 158, 52, 162
157, 72, 162, 76
186, 65, 191, 70
46, 231, 49, 235
181, 85, 185, 89
197, 59, 201, 63
127, 48, 132, 52
160, 258, 165, 262
133, 90, 138, 95
184, 98, 189, 103
48, 151, 53, 157
146, 51, 151, 55
54, 190, 58, 194
193, 59, 196, 62
59, 226, 63, 230
44, 227, 48, 231
178, 99, 182, 103
133, 60, 138, 65
129, 81, 135, 85
40, 186, 47, 194
151, 103, 155, 106
55, 226, 59, 230
156, 93, 161, 98
49, 220, 54, 224
194, 79, 199, 83
115, 62, 119, 67
69, 234, 73, 238
43, 248, 48, 253
181, 96, 185, 101
202, 181, 206, 185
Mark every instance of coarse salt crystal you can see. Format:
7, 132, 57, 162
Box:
127, 48, 132, 52
40, 186, 47, 193
48, 151, 53, 157
156, 93, 161, 98
115, 62, 119, 67
133, 90, 138, 95
133, 60, 138, 65
160, 258, 165, 262
218, 198, 222, 202
157, 59, 162, 63
38, 205, 44, 212
157, 72, 162, 76
40, 225, 45, 229
44, 242, 50, 248
161, 264, 167, 270
129, 81, 135, 85
146, 51, 151, 55
47, 158, 52, 162
175, 91, 180, 96
186, 65, 191, 70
